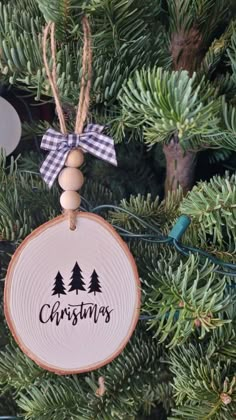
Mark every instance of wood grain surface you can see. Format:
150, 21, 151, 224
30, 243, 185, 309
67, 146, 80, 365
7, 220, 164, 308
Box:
4, 213, 141, 374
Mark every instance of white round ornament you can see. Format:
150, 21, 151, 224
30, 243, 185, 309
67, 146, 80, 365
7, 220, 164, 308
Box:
5, 213, 140, 374
0, 97, 21, 155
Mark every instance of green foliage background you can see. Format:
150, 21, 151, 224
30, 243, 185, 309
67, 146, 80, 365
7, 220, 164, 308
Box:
0, 0, 236, 419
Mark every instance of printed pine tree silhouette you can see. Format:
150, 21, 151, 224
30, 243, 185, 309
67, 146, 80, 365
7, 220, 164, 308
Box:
88, 270, 102, 296
52, 271, 67, 298
68, 262, 86, 295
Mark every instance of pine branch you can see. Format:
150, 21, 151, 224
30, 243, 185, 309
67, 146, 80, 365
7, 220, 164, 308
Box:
212, 74, 236, 100
168, 0, 230, 44
14, 331, 172, 419
108, 194, 161, 231
0, 152, 60, 241
207, 323, 236, 362
228, 31, 236, 85
143, 254, 232, 347
0, 0, 168, 110
170, 343, 236, 419
0, 343, 48, 393
36, 0, 82, 38
119, 68, 220, 147
199, 98, 236, 151
180, 173, 236, 249
201, 21, 236, 77
80, 180, 114, 209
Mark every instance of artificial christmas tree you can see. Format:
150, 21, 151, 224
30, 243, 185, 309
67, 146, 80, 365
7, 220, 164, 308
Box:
0, 0, 235, 419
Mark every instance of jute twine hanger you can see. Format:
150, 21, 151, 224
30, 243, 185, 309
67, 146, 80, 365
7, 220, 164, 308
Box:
42, 16, 92, 230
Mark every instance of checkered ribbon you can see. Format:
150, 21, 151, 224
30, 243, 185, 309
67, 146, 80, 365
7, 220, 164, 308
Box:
40, 124, 117, 188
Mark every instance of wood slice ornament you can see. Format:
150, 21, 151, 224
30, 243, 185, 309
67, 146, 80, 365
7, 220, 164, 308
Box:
5, 213, 140, 374
4, 17, 141, 374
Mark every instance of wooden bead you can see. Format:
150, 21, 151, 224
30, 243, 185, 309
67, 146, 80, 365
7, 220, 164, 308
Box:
58, 168, 84, 191
65, 149, 84, 168
60, 191, 81, 210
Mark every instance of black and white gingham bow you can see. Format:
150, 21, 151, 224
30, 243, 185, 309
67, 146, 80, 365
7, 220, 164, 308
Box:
40, 124, 117, 188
